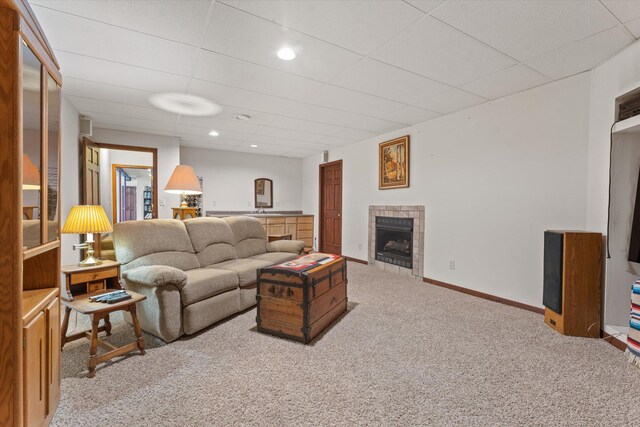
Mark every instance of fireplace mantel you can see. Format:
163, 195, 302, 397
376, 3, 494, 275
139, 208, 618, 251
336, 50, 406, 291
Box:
368, 205, 424, 278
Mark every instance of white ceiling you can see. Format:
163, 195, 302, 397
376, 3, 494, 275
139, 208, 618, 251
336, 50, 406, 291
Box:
30, 0, 639, 158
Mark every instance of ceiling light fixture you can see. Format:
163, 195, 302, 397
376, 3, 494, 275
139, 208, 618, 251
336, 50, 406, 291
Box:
208, 130, 219, 136
277, 47, 296, 61
235, 114, 251, 121
149, 93, 221, 117
250, 144, 258, 148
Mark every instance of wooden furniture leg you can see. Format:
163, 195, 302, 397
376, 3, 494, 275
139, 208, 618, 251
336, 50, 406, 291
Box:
103, 313, 112, 336
87, 314, 101, 378
129, 304, 145, 355
60, 306, 72, 349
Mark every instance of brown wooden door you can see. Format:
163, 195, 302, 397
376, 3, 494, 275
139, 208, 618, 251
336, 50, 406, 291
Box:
82, 138, 102, 257
23, 311, 47, 427
319, 160, 342, 255
124, 186, 136, 221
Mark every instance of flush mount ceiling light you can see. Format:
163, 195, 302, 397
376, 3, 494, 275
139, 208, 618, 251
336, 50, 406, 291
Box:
149, 93, 221, 117
235, 114, 251, 121
208, 130, 219, 136
250, 144, 258, 148
277, 47, 296, 61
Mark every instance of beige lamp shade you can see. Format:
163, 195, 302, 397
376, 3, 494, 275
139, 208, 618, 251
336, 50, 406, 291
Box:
164, 165, 202, 195
62, 205, 113, 234
23, 154, 40, 190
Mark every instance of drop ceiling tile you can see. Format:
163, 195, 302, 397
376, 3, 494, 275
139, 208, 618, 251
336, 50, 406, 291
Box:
88, 112, 178, 133
413, 88, 487, 114
219, 0, 422, 55
96, 123, 178, 139
56, 51, 190, 93
177, 116, 265, 135
213, 106, 279, 127
282, 147, 324, 158
601, 0, 640, 23
462, 64, 550, 100
404, 0, 446, 14
309, 84, 409, 119
432, 0, 619, 61
383, 105, 441, 125
370, 16, 516, 86
626, 17, 640, 38
268, 116, 347, 136
258, 126, 325, 143
30, 0, 212, 46
67, 96, 178, 123
193, 50, 323, 103
334, 128, 377, 141
187, 78, 406, 133
526, 26, 633, 79
32, 6, 198, 76
63, 78, 153, 108
315, 136, 361, 147
331, 58, 450, 105
203, 3, 361, 82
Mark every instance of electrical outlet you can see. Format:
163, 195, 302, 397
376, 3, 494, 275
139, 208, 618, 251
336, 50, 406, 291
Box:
159, 198, 166, 207
449, 260, 455, 270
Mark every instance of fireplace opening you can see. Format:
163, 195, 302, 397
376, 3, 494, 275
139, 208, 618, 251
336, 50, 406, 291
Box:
375, 216, 413, 269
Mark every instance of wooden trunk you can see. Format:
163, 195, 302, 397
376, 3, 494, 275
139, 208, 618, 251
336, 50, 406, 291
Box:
256, 257, 347, 343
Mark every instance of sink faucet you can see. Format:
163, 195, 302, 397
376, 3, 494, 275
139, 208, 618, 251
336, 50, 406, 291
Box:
254, 208, 266, 214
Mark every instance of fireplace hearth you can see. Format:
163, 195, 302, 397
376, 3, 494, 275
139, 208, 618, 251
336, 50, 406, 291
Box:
375, 216, 413, 269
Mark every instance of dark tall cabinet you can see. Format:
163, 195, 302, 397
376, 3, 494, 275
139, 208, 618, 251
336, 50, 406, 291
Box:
543, 231, 602, 337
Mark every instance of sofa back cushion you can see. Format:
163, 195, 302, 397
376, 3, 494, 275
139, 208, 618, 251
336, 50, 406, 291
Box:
224, 216, 267, 259
113, 219, 200, 272
184, 217, 238, 267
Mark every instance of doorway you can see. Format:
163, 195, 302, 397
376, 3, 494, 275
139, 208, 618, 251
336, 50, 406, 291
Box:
319, 160, 342, 255
112, 164, 154, 223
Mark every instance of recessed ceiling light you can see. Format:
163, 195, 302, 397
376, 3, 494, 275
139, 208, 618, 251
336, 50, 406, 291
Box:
148, 93, 221, 117
277, 47, 296, 61
250, 144, 258, 148
209, 130, 219, 136
235, 114, 251, 121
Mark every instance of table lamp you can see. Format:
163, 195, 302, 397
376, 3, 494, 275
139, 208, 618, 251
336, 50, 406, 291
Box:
23, 154, 40, 190
62, 205, 113, 266
164, 165, 202, 207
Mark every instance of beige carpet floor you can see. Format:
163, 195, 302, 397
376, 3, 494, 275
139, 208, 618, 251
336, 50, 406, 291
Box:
54, 262, 638, 426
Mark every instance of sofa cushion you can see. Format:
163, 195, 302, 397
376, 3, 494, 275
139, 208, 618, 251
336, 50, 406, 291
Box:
223, 216, 267, 258
123, 265, 188, 289
114, 219, 199, 272
184, 217, 238, 267
250, 252, 298, 265
181, 268, 238, 306
209, 258, 273, 286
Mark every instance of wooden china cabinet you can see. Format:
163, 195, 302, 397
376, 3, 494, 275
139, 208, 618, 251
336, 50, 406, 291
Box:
0, 1, 62, 425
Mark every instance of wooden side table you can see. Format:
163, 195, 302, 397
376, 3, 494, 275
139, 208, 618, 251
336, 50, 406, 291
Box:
61, 261, 146, 377
172, 206, 197, 220
60, 291, 146, 378
268, 233, 292, 242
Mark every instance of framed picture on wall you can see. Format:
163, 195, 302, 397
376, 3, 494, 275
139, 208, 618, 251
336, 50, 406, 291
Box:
379, 135, 410, 190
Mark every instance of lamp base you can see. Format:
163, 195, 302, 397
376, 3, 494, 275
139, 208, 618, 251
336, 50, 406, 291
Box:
78, 254, 103, 267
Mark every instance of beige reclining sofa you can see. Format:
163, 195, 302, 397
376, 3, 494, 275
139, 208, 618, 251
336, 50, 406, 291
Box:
113, 216, 304, 342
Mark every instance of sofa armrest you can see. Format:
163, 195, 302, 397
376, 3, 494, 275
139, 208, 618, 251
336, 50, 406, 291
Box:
267, 239, 305, 254
122, 265, 187, 289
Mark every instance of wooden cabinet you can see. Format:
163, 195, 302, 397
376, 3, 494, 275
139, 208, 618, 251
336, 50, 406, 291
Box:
0, 2, 62, 425
256, 215, 314, 249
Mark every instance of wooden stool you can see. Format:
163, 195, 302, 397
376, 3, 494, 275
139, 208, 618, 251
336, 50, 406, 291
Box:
61, 291, 146, 378
172, 207, 197, 220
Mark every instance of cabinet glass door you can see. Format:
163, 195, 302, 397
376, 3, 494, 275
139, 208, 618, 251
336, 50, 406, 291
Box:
46, 74, 60, 242
22, 43, 42, 249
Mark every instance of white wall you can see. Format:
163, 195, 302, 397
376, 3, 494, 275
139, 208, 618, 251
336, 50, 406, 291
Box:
59, 97, 80, 266
587, 39, 640, 326
303, 73, 592, 308
180, 146, 303, 212
92, 128, 180, 218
